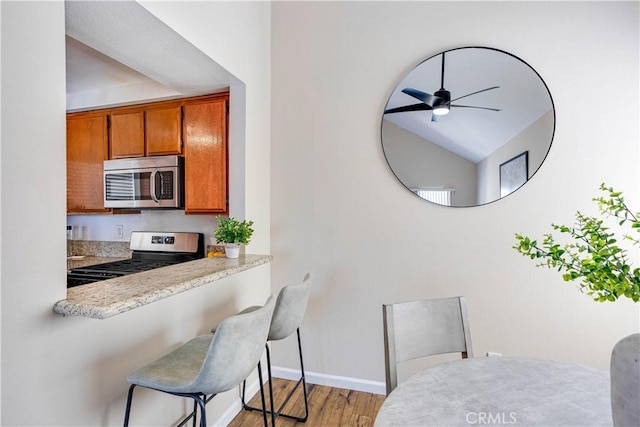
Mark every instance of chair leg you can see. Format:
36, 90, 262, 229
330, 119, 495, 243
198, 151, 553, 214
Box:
257, 361, 270, 427
192, 398, 198, 427
295, 328, 310, 422
198, 397, 207, 427
266, 345, 276, 427
241, 378, 248, 409
125, 386, 211, 427
240, 328, 309, 422
274, 328, 308, 422
123, 384, 136, 427
174, 393, 210, 427
241, 344, 270, 412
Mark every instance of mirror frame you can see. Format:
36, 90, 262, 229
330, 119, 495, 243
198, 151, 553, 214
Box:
381, 46, 555, 207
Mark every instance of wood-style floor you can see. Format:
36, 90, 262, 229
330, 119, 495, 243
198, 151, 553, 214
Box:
228, 378, 386, 427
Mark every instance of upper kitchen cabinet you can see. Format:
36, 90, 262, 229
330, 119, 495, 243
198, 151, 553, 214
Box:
109, 101, 183, 158
67, 112, 110, 213
109, 109, 145, 158
183, 94, 228, 214
145, 103, 183, 156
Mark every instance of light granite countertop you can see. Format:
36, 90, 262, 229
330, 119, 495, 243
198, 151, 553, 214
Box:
55, 254, 272, 319
67, 255, 130, 270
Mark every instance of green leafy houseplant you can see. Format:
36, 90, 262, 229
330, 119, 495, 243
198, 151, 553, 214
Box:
514, 184, 640, 303
214, 216, 254, 245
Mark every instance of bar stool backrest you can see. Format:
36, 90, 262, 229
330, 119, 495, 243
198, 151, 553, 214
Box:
194, 295, 276, 394
269, 273, 312, 341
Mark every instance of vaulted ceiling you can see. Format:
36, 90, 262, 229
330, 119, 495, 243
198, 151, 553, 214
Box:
383, 48, 553, 163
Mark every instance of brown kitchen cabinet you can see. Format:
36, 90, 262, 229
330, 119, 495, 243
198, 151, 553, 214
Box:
183, 95, 228, 214
146, 104, 183, 156
67, 112, 110, 213
109, 110, 145, 158
109, 103, 183, 158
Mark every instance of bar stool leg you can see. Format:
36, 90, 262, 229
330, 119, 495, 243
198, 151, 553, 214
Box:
123, 384, 137, 427
257, 361, 270, 427
266, 345, 276, 427
274, 328, 308, 422
240, 328, 309, 423
296, 328, 309, 421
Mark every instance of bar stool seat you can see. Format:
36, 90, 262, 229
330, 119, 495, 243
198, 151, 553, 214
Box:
124, 295, 276, 427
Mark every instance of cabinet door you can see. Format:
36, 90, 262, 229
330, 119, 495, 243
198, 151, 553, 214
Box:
67, 114, 110, 213
183, 98, 228, 213
109, 111, 144, 158
146, 105, 182, 156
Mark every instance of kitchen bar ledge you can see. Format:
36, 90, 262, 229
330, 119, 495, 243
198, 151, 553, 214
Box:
54, 254, 272, 319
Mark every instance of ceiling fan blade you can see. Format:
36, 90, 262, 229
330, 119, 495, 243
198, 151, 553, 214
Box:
450, 86, 500, 102
402, 88, 439, 107
451, 104, 501, 112
384, 103, 433, 114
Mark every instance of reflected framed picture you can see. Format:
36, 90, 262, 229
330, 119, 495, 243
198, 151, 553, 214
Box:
500, 151, 528, 197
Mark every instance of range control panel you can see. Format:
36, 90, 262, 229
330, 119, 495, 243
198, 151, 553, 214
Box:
151, 235, 175, 245
130, 231, 202, 254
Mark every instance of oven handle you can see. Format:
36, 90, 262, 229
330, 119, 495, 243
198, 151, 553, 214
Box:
150, 170, 160, 203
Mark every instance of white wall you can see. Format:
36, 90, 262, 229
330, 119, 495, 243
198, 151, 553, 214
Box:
270, 0, 639, 389
382, 119, 477, 205
1, 1, 271, 425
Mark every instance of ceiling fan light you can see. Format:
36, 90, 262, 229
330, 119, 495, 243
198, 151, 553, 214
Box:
433, 105, 450, 116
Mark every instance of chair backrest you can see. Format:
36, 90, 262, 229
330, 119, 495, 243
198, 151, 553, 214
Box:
192, 294, 276, 395
383, 296, 473, 394
268, 273, 312, 341
611, 333, 640, 427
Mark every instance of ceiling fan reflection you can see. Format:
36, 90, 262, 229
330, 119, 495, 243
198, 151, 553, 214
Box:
384, 51, 501, 122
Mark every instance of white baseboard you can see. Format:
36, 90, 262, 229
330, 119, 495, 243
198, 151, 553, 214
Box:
213, 398, 243, 427
271, 366, 386, 395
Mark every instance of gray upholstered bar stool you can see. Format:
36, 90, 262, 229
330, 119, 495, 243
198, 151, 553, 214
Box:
123, 295, 276, 427
216, 273, 312, 425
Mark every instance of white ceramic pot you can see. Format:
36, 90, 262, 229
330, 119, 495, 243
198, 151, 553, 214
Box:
224, 244, 240, 259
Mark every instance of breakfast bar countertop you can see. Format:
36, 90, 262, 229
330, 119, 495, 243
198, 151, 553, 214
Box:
55, 254, 273, 319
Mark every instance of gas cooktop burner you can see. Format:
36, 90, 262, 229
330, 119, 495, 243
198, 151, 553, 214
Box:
67, 231, 204, 288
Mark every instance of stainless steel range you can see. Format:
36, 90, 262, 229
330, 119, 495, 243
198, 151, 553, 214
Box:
67, 231, 204, 288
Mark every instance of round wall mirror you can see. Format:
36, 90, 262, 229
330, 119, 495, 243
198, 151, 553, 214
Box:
381, 47, 555, 207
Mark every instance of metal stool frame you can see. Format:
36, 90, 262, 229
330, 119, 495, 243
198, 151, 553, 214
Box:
241, 328, 309, 423
123, 361, 269, 427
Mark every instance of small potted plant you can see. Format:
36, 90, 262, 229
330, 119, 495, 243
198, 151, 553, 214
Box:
213, 216, 254, 259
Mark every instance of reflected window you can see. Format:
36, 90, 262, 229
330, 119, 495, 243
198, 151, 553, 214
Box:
412, 188, 454, 206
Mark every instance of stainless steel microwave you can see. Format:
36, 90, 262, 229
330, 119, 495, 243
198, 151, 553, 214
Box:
103, 156, 184, 209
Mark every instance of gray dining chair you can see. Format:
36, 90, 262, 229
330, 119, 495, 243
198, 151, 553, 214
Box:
611, 333, 640, 427
382, 296, 473, 395
215, 273, 312, 425
123, 295, 276, 427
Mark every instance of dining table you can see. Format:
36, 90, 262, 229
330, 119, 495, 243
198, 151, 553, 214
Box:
374, 356, 612, 426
